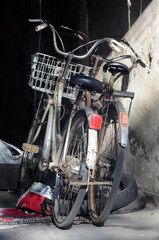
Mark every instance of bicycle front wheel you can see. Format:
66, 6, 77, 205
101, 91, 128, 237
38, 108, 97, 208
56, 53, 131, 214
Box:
52, 111, 89, 229
88, 101, 127, 226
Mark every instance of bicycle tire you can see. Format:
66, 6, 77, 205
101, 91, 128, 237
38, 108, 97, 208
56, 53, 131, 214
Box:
19, 99, 52, 195
112, 190, 146, 214
88, 101, 127, 226
112, 172, 138, 211
52, 110, 90, 229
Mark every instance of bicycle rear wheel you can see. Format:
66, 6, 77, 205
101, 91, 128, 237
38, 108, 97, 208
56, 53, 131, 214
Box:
19, 99, 52, 194
88, 101, 127, 226
52, 111, 89, 229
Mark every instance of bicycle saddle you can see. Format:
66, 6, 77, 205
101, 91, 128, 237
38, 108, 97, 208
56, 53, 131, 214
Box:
103, 62, 129, 75
70, 75, 103, 93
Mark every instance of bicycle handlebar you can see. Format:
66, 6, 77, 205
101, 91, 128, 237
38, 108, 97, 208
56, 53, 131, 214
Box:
29, 19, 146, 68
30, 19, 125, 58
50, 24, 124, 60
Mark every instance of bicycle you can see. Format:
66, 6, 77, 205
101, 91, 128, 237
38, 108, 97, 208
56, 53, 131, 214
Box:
19, 19, 146, 229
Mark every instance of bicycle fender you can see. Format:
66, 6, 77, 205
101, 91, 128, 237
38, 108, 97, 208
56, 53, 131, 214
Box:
120, 112, 129, 147
76, 107, 100, 169
102, 102, 129, 148
78, 107, 102, 129
86, 128, 98, 169
78, 107, 95, 120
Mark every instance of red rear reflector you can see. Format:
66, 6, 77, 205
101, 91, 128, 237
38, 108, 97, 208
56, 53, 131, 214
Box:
89, 114, 103, 129
120, 112, 128, 127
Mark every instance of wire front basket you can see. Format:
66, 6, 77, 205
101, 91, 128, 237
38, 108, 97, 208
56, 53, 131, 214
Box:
29, 52, 93, 100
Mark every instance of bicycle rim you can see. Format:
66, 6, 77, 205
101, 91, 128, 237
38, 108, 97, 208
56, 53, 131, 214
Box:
88, 102, 125, 226
52, 113, 89, 229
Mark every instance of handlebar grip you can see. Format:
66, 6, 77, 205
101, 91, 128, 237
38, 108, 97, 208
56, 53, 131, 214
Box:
35, 23, 48, 32
28, 19, 43, 23
137, 59, 146, 68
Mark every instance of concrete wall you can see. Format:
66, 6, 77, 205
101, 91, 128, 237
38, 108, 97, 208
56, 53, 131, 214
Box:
84, 0, 159, 198
121, 0, 159, 198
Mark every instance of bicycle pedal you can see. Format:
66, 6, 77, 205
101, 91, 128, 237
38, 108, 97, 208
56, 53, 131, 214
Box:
22, 143, 39, 153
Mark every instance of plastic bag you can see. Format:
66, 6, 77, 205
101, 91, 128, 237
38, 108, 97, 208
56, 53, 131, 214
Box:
0, 139, 23, 164
16, 182, 53, 215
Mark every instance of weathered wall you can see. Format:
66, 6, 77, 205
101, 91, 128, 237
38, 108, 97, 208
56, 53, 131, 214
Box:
84, 0, 159, 197
121, 0, 159, 198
